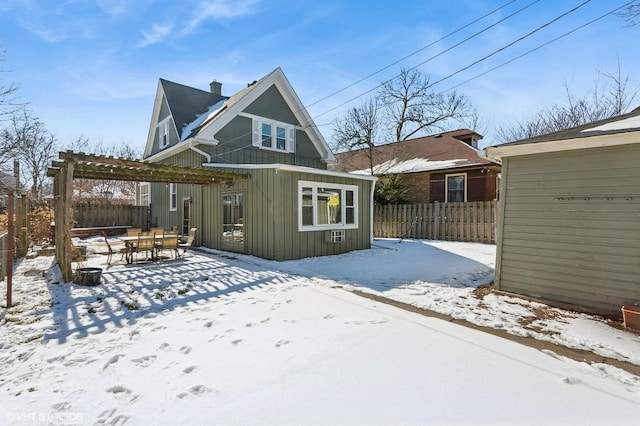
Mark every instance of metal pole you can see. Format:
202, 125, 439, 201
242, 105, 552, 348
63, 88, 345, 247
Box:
6, 189, 13, 308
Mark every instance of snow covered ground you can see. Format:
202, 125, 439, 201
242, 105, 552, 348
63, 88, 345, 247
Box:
1, 238, 639, 425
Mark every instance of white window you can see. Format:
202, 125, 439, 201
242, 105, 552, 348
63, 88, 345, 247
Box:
251, 116, 295, 153
139, 183, 150, 206
159, 118, 170, 148
298, 181, 358, 231
169, 183, 177, 211
445, 173, 467, 202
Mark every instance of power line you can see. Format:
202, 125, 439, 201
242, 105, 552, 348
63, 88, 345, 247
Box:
202, 0, 625, 158
442, 1, 637, 93
421, 0, 593, 90
313, 0, 544, 119
306, 0, 520, 109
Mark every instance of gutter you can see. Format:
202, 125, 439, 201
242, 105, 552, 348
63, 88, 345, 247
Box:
188, 140, 211, 163
202, 162, 378, 181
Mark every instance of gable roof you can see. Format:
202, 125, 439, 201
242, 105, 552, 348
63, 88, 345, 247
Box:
144, 68, 335, 163
485, 107, 640, 161
161, 78, 227, 141
333, 129, 496, 175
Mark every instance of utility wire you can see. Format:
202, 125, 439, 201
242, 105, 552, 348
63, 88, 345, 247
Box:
306, 0, 519, 109
422, 0, 593, 90
441, 1, 637, 93
314, 0, 591, 119
202, 0, 621, 160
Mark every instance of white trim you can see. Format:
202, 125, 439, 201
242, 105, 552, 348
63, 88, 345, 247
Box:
202, 162, 379, 182
139, 182, 150, 206
158, 117, 171, 149
445, 172, 467, 203
485, 131, 640, 161
245, 113, 297, 153
298, 180, 358, 232
169, 183, 177, 211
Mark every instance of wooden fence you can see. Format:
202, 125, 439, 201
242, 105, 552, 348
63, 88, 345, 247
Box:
73, 202, 149, 229
374, 201, 497, 244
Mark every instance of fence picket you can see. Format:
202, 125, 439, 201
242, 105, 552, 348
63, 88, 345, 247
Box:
374, 201, 496, 244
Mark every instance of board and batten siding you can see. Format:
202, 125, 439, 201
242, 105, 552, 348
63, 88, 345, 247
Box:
244, 168, 372, 261
148, 148, 373, 260
495, 143, 640, 313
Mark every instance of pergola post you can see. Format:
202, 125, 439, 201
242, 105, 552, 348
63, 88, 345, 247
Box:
54, 161, 75, 282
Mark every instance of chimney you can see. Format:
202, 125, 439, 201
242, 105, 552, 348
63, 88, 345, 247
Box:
209, 80, 222, 96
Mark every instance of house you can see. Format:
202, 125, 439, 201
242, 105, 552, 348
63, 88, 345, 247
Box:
485, 108, 640, 314
333, 129, 500, 203
141, 67, 377, 261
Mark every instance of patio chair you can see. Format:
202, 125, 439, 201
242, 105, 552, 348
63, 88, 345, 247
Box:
150, 227, 164, 236
101, 231, 127, 265
157, 232, 179, 259
178, 228, 197, 257
127, 228, 142, 237
131, 231, 157, 262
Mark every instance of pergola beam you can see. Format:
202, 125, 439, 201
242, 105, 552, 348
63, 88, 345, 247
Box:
50, 150, 247, 282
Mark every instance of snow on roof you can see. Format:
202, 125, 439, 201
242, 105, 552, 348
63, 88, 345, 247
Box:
180, 99, 226, 141
581, 114, 640, 133
351, 158, 477, 175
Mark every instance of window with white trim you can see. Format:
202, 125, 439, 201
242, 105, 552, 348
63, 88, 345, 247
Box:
159, 118, 170, 148
139, 183, 150, 206
445, 173, 467, 202
252, 117, 295, 153
169, 183, 177, 211
298, 181, 358, 231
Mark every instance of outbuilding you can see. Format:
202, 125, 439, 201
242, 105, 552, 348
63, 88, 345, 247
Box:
485, 108, 640, 314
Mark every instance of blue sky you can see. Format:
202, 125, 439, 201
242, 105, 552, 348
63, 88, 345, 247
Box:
1, 0, 638, 152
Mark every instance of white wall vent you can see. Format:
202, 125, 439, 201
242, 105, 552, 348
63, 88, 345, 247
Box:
327, 230, 345, 243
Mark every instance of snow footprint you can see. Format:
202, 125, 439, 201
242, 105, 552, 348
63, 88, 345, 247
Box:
182, 366, 197, 374
131, 355, 156, 368
51, 401, 71, 412
177, 385, 212, 399
275, 339, 291, 348
96, 408, 130, 426
103, 354, 125, 371
180, 346, 192, 355
106, 385, 139, 403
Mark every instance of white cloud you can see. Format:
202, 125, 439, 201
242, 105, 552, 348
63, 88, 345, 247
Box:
182, 0, 259, 35
95, 0, 129, 16
138, 22, 174, 48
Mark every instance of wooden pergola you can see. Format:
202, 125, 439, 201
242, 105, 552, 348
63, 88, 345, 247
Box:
47, 151, 246, 282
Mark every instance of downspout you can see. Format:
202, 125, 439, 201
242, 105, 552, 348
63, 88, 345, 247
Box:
188, 139, 212, 163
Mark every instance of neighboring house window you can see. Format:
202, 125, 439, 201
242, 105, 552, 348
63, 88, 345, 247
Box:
139, 183, 150, 206
159, 118, 170, 148
169, 183, 177, 211
251, 116, 295, 153
298, 181, 358, 231
446, 173, 466, 202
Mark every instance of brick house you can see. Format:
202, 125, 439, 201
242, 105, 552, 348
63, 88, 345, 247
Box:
333, 129, 501, 203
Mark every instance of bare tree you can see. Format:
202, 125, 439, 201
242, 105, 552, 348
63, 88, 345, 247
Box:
65, 135, 142, 202
3, 107, 58, 197
332, 98, 379, 174
380, 68, 473, 142
616, 1, 640, 26
496, 64, 639, 143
